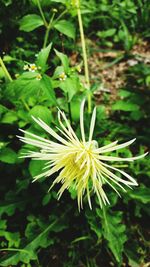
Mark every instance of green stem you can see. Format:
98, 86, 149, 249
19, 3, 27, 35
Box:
43, 9, 67, 49
0, 56, 12, 82
54, 9, 67, 24
21, 98, 30, 111
67, 93, 72, 125
36, 0, 48, 27
76, 0, 91, 113
43, 13, 55, 48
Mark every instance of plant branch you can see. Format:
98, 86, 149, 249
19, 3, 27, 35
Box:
0, 56, 12, 82
43, 13, 56, 48
36, 0, 48, 27
76, 0, 91, 113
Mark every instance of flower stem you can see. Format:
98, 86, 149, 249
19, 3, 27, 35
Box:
76, 0, 91, 113
43, 13, 56, 48
36, 0, 48, 27
0, 56, 12, 82
43, 9, 67, 49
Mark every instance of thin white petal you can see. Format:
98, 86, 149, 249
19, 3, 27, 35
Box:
98, 138, 136, 153
32, 116, 69, 145
98, 152, 148, 162
95, 140, 118, 153
88, 107, 96, 143
101, 162, 138, 186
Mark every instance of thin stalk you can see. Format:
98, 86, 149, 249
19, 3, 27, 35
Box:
0, 56, 12, 82
76, 0, 91, 113
54, 9, 67, 24
43, 13, 55, 48
67, 92, 72, 125
21, 98, 30, 111
43, 9, 67, 49
36, 0, 48, 27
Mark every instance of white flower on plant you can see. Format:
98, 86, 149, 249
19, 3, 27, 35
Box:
36, 74, 42, 80
28, 63, 37, 72
23, 64, 29, 71
59, 72, 67, 81
18, 100, 148, 210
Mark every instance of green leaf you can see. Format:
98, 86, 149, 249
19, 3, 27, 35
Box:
97, 28, 116, 38
0, 220, 7, 230
59, 76, 80, 101
0, 231, 20, 247
0, 148, 17, 164
86, 210, 102, 239
128, 185, 150, 204
29, 160, 45, 178
54, 49, 69, 73
0, 216, 65, 266
54, 20, 75, 39
118, 90, 131, 98
97, 208, 127, 262
39, 74, 57, 104
51, 0, 66, 3
42, 194, 51, 206
5, 72, 56, 104
29, 105, 53, 125
112, 101, 139, 112
36, 43, 52, 72
0, 201, 25, 217
1, 111, 18, 124
19, 14, 44, 32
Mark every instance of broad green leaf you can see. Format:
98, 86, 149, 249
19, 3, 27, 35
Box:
97, 208, 127, 262
19, 14, 44, 32
54, 20, 75, 39
118, 90, 131, 98
59, 76, 80, 101
36, 43, 52, 72
1, 111, 18, 124
29, 160, 45, 177
29, 105, 53, 125
5, 72, 56, 104
0, 148, 17, 164
54, 49, 69, 73
70, 99, 81, 121
39, 74, 57, 104
112, 101, 139, 112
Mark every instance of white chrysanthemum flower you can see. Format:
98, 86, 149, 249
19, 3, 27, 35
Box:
18, 100, 148, 210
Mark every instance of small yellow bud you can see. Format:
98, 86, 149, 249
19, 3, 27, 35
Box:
36, 74, 42, 80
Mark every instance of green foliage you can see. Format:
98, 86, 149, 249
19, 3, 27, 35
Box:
97, 208, 127, 263
19, 14, 44, 32
0, 0, 149, 266
54, 20, 76, 39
